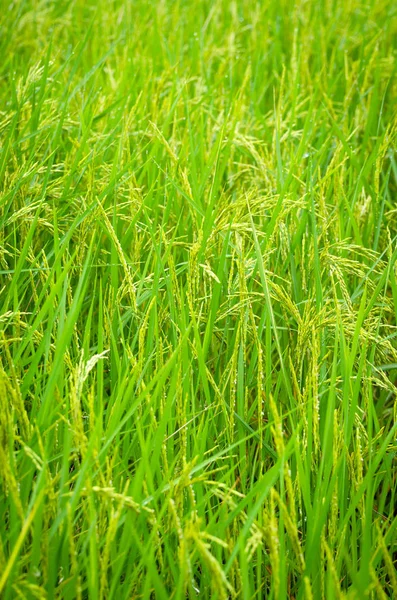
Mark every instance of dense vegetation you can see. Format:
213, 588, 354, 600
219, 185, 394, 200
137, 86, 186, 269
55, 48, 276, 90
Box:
1, 0, 396, 598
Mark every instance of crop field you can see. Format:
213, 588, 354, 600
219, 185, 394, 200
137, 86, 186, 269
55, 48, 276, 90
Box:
0, 0, 397, 598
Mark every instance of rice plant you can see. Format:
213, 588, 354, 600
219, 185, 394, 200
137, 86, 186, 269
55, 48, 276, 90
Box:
0, 0, 396, 598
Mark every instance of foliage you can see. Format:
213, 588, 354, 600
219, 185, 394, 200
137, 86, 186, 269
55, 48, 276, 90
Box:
0, 0, 397, 598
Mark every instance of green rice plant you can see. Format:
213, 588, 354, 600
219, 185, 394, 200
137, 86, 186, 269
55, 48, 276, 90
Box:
1, 0, 397, 598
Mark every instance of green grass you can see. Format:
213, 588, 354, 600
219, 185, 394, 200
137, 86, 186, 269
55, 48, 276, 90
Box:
1, 0, 397, 598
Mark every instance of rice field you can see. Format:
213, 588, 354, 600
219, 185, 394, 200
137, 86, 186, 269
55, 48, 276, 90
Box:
0, 0, 397, 598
